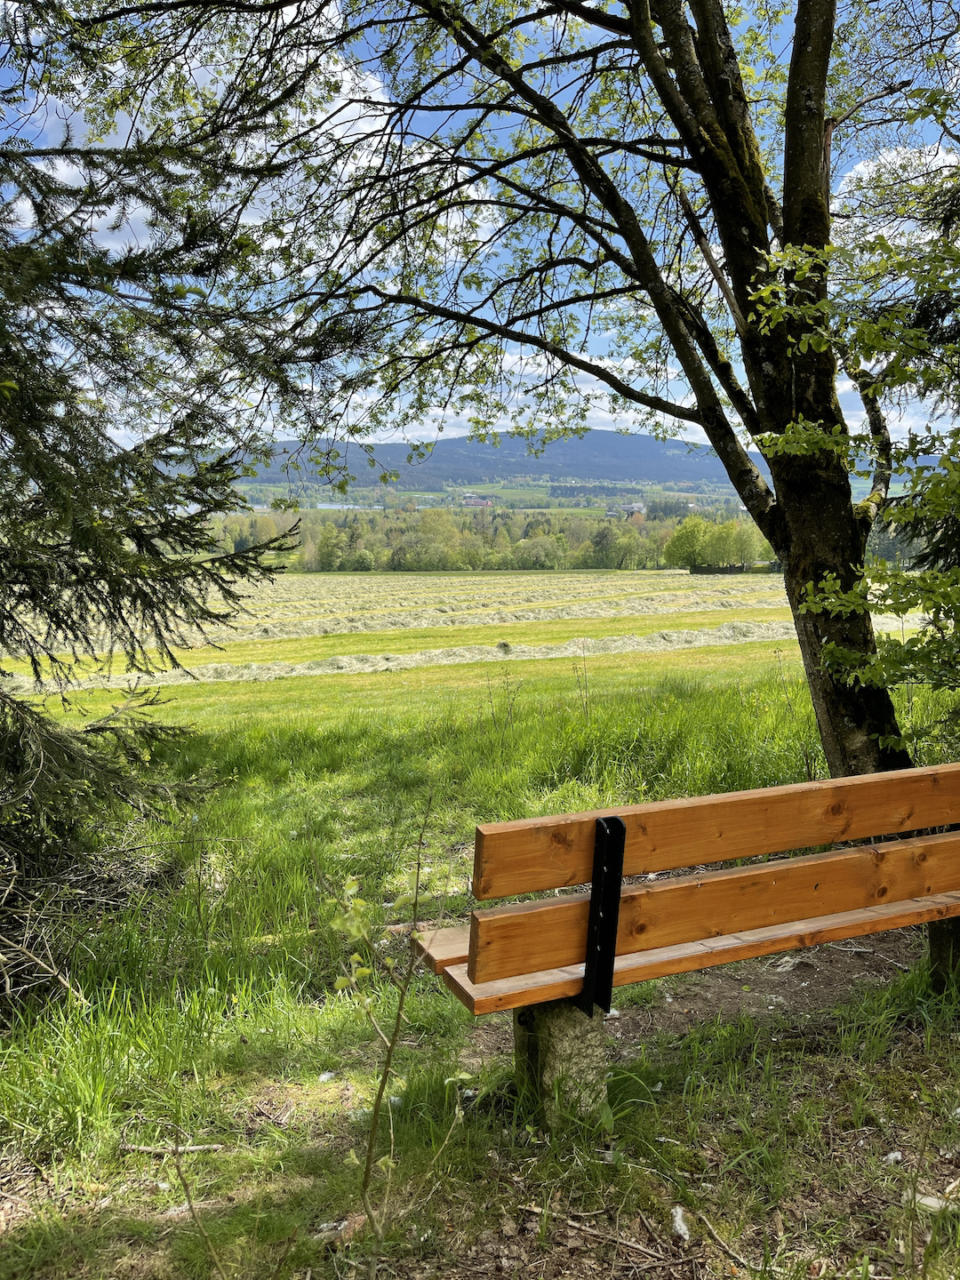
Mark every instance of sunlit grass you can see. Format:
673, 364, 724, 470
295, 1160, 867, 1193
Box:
2, 570, 957, 1280
4, 567, 789, 679
60, 636, 802, 725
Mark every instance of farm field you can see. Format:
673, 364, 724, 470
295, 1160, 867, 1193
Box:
10, 569, 800, 688
7, 568, 916, 692
2, 570, 958, 1280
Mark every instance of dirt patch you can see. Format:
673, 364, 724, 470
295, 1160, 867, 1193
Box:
609, 927, 924, 1045
377, 1210, 708, 1280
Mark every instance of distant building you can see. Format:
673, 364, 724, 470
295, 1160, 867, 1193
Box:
462, 493, 493, 507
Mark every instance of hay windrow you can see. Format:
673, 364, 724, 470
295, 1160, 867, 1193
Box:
5, 571, 921, 692
14, 614, 913, 690
177, 570, 790, 646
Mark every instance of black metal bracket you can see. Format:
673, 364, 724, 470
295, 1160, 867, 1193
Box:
574, 816, 626, 1017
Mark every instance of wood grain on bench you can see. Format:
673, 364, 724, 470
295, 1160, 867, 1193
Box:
473, 763, 960, 898
444, 891, 960, 1014
466, 830, 960, 982
415, 924, 470, 975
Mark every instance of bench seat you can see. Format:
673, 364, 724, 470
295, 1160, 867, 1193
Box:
423, 890, 960, 1014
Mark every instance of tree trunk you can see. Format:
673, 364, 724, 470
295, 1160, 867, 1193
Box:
782, 584, 912, 777
771, 454, 912, 777
772, 456, 960, 984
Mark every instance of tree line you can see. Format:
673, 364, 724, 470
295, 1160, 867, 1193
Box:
213, 506, 774, 574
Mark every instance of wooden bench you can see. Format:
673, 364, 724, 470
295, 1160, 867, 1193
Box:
417, 764, 960, 1113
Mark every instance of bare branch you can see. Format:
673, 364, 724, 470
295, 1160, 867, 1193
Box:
364, 284, 705, 425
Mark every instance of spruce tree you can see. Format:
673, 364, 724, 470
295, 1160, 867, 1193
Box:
0, 3, 367, 994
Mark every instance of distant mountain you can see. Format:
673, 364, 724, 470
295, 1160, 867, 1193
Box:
251, 430, 768, 491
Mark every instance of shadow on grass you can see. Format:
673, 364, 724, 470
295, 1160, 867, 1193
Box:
0, 1080, 514, 1280
10, 975, 960, 1280
0, 1171, 343, 1280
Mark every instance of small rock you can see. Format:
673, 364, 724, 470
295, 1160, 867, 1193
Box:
908, 1192, 960, 1213
671, 1205, 691, 1243
884, 1150, 903, 1165
314, 1220, 347, 1242
313, 1213, 367, 1248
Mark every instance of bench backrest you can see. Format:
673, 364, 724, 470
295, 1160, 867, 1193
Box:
473, 763, 960, 897
467, 764, 960, 989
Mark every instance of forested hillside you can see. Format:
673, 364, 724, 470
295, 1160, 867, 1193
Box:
245, 429, 769, 493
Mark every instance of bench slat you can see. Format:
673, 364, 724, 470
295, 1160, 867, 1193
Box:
414, 924, 470, 974
468, 831, 960, 983
445, 890, 960, 1014
473, 763, 960, 898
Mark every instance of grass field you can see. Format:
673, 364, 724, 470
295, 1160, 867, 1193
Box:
7, 569, 921, 695
1, 570, 958, 1280
8, 569, 798, 688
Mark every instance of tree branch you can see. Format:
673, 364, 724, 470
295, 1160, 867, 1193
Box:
670, 177, 748, 336
847, 365, 893, 527
364, 284, 705, 425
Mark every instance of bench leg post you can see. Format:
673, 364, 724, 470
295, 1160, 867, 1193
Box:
513, 999, 608, 1127
928, 918, 960, 993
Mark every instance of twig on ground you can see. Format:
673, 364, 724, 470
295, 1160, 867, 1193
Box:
615, 1257, 704, 1274
0, 931, 89, 1004
634, 1206, 660, 1241
694, 1210, 791, 1276
120, 1142, 225, 1155
826, 942, 910, 971
519, 1205, 665, 1260
694, 1210, 750, 1268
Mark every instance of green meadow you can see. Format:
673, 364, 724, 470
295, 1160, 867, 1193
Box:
1, 571, 958, 1280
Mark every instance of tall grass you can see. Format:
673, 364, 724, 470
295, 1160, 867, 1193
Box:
3, 661, 959, 1279
0, 669, 826, 1164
